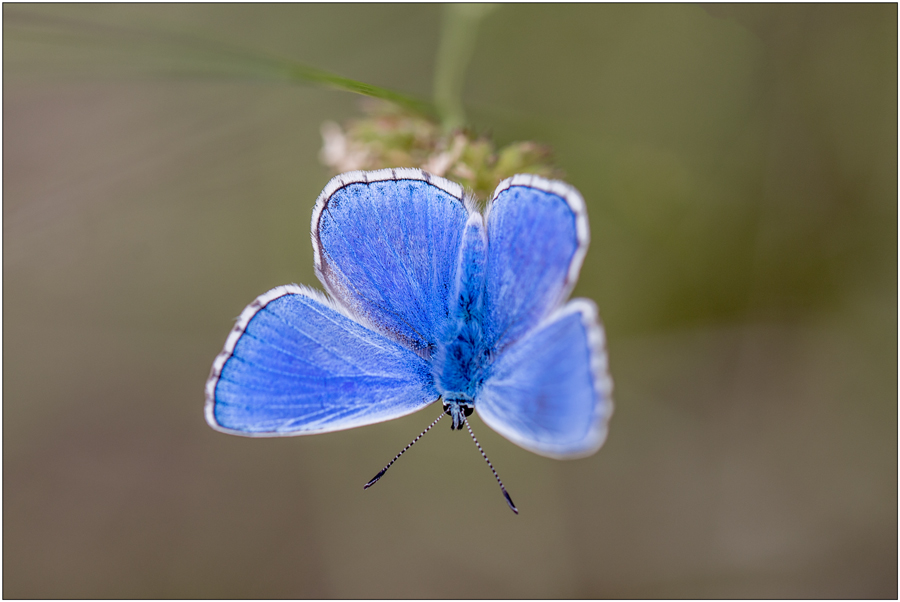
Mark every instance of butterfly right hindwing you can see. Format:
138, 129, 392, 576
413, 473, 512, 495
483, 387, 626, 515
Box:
481, 175, 590, 353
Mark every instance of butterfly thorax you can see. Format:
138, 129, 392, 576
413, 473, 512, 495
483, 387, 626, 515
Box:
436, 320, 488, 429
433, 212, 491, 429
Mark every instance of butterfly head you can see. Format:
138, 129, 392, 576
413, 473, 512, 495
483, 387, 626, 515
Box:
442, 396, 474, 431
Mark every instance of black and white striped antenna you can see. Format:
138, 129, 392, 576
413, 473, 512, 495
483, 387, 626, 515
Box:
363, 408, 518, 515
463, 415, 518, 514
364, 412, 445, 489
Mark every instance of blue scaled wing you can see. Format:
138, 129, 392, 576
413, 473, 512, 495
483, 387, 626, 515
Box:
313, 168, 469, 355
476, 300, 613, 458
482, 175, 589, 353
205, 285, 439, 436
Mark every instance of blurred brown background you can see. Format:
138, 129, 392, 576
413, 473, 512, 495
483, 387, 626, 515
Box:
4, 4, 896, 598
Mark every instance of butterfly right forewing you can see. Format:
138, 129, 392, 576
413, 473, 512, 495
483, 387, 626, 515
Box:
476, 299, 613, 458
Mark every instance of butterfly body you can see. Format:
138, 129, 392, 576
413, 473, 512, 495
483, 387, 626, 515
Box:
433, 212, 489, 429
207, 168, 612, 462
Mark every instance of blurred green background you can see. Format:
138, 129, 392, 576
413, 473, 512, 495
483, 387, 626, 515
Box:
4, 4, 896, 598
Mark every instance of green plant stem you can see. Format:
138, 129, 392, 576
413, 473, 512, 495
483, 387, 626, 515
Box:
433, 4, 498, 131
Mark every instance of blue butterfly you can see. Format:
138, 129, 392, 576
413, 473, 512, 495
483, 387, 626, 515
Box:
205, 168, 613, 513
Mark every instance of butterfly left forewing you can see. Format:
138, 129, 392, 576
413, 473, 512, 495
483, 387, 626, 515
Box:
206, 285, 439, 436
